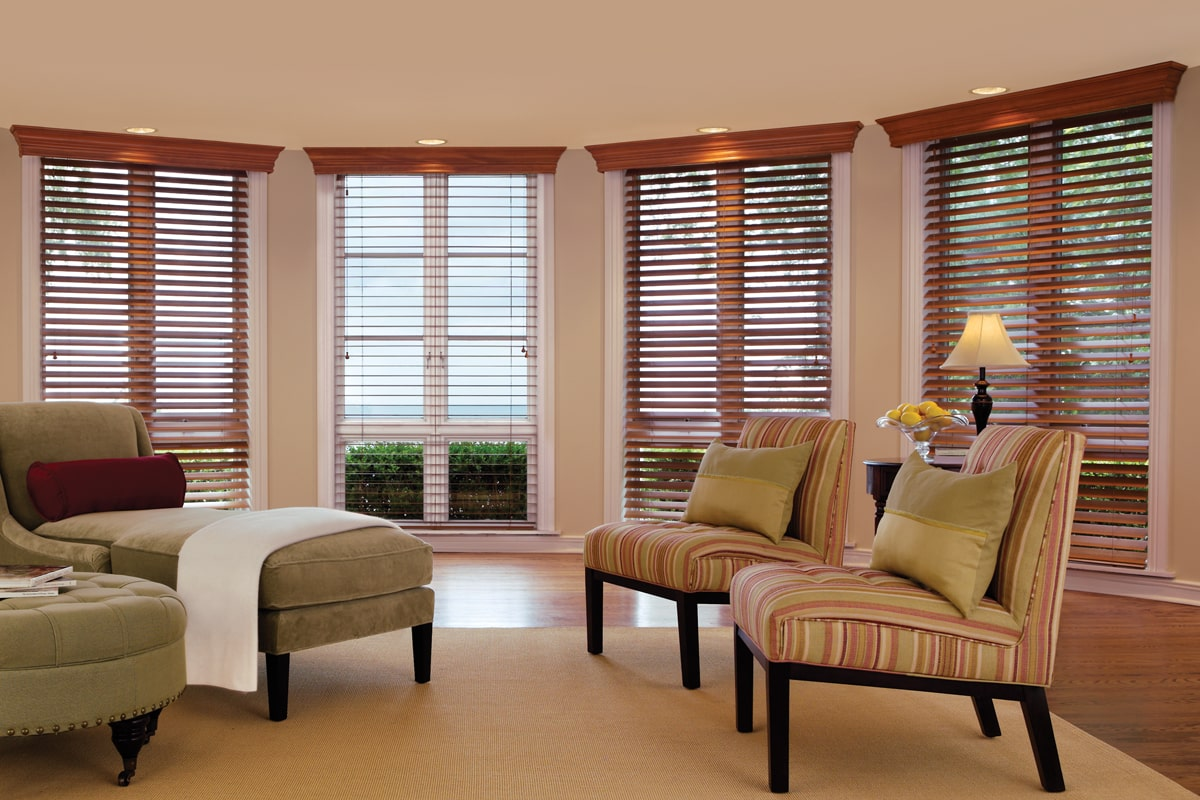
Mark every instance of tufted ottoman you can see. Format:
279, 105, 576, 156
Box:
0, 572, 186, 786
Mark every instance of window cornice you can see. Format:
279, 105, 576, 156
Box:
9, 125, 285, 173
303, 146, 566, 175
876, 61, 1186, 147
585, 122, 864, 172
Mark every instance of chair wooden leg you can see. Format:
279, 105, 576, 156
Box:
677, 594, 700, 689
766, 660, 791, 793
412, 622, 432, 684
585, 568, 603, 655
972, 695, 1002, 737
109, 708, 161, 786
266, 652, 290, 722
734, 628, 754, 733
1020, 686, 1065, 792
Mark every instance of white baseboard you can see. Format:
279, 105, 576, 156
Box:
1065, 567, 1200, 606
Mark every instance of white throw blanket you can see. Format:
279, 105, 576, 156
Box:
176, 507, 397, 692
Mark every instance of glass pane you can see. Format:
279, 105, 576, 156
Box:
343, 441, 424, 520
341, 343, 424, 419
448, 441, 527, 521
447, 341, 529, 419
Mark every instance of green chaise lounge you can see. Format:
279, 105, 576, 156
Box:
0, 401, 434, 721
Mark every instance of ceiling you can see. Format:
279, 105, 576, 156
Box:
3, 0, 1199, 152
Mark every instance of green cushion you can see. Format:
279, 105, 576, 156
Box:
870, 452, 1018, 617
681, 440, 814, 544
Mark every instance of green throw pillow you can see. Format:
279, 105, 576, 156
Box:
870, 451, 1018, 617
681, 440, 814, 544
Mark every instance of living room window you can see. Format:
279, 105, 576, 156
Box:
878, 62, 1186, 572
14, 126, 281, 508
587, 124, 859, 520
308, 147, 563, 531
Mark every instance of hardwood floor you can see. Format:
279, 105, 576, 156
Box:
430, 552, 1200, 794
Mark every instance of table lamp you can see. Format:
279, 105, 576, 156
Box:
940, 312, 1029, 433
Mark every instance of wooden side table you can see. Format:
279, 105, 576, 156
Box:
864, 457, 963, 530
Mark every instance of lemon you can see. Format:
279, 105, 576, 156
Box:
899, 410, 923, 426
912, 428, 934, 441
898, 403, 918, 415
885, 408, 902, 421
918, 400, 939, 415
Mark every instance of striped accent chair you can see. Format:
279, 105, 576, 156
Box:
731, 425, 1085, 793
584, 416, 855, 689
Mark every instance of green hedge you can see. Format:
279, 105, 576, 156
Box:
344, 441, 528, 521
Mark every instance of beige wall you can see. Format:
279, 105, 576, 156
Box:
2, 69, 1198, 589
0, 134, 21, 403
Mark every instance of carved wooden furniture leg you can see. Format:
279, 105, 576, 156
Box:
109, 708, 162, 787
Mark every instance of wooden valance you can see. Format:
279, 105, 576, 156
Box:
10, 125, 285, 173
304, 146, 566, 175
876, 61, 1187, 147
585, 122, 864, 172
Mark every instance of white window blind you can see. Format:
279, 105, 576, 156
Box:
333, 173, 540, 528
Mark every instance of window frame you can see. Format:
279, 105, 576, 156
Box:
16, 126, 278, 508
886, 67, 1180, 575
312, 150, 561, 535
593, 125, 856, 521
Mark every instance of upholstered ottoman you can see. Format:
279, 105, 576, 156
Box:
0, 572, 186, 785
33, 507, 435, 721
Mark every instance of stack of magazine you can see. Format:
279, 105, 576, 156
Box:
0, 565, 75, 598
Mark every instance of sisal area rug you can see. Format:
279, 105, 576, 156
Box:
3, 627, 1195, 799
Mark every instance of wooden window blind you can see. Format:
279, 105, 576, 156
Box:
332, 172, 543, 528
917, 105, 1157, 568
619, 156, 836, 520
36, 158, 253, 507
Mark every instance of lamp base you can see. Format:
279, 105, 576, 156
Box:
971, 369, 992, 434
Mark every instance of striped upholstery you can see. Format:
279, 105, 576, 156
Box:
584, 417, 855, 592
731, 426, 1085, 686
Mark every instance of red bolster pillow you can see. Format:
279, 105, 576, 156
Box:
27, 453, 187, 522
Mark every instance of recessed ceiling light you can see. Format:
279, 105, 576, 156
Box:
696, 126, 730, 134
125, 126, 157, 134
416, 138, 447, 146
970, 86, 1008, 96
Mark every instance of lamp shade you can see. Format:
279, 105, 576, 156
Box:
940, 313, 1030, 371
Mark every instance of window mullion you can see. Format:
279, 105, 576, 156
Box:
424, 173, 450, 523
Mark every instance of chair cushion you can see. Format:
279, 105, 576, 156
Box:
26, 454, 186, 522
584, 520, 822, 594
870, 452, 1018, 617
36, 508, 433, 610
682, 440, 814, 543
730, 562, 1025, 682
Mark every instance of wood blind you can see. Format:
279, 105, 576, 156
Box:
919, 106, 1155, 568
333, 173, 540, 528
621, 157, 835, 519
37, 158, 252, 507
